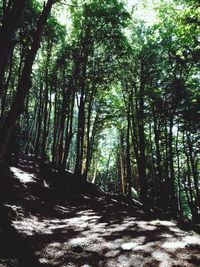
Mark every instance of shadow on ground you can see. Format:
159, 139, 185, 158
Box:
0, 161, 200, 267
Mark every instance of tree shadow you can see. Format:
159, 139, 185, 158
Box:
1, 164, 200, 266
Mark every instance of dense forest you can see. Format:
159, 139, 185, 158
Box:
0, 0, 199, 226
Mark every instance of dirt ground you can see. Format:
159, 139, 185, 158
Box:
0, 160, 200, 267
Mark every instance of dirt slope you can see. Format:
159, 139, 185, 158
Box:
0, 161, 200, 267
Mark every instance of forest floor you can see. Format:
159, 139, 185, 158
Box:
0, 159, 200, 267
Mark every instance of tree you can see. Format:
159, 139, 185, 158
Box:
0, 0, 27, 103
0, 0, 56, 165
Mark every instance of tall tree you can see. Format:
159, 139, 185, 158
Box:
0, 0, 27, 103
0, 0, 56, 165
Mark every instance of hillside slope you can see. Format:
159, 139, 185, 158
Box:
0, 160, 200, 267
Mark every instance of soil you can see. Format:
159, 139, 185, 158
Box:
0, 159, 200, 267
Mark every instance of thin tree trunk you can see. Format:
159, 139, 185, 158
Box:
34, 83, 44, 157
149, 120, 157, 201
61, 91, 75, 170
126, 102, 132, 197
152, 105, 163, 202
120, 130, 126, 194
0, 0, 27, 101
0, 54, 13, 116
176, 126, 183, 219
84, 83, 97, 177
52, 87, 59, 165
164, 113, 170, 208
74, 54, 88, 177
183, 133, 197, 221
168, 115, 178, 215
0, 0, 55, 165
186, 131, 200, 207
138, 61, 147, 204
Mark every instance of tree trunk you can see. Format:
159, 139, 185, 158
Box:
126, 103, 132, 197
175, 126, 183, 219
61, 90, 75, 170
41, 77, 49, 162
75, 90, 85, 176
168, 115, 178, 215
148, 120, 157, 201
164, 113, 170, 208
152, 105, 163, 203
0, 0, 27, 102
34, 83, 44, 157
52, 86, 59, 165
0, 0, 55, 165
74, 51, 88, 177
120, 130, 126, 194
186, 131, 200, 208
84, 83, 97, 177
138, 61, 147, 204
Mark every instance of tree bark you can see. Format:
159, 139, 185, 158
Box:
0, 0, 56, 165
120, 130, 126, 194
34, 83, 44, 157
152, 105, 163, 202
168, 115, 178, 215
186, 131, 200, 208
126, 102, 132, 197
0, 0, 27, 102
61, 90, 75, 170
138, 61, 147, 204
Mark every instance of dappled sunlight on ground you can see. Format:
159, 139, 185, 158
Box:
12, 204, 200, 266
10, 167, 37, 183
3, 166, 200, 266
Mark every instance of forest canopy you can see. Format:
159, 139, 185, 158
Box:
0, 0, 199, 223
